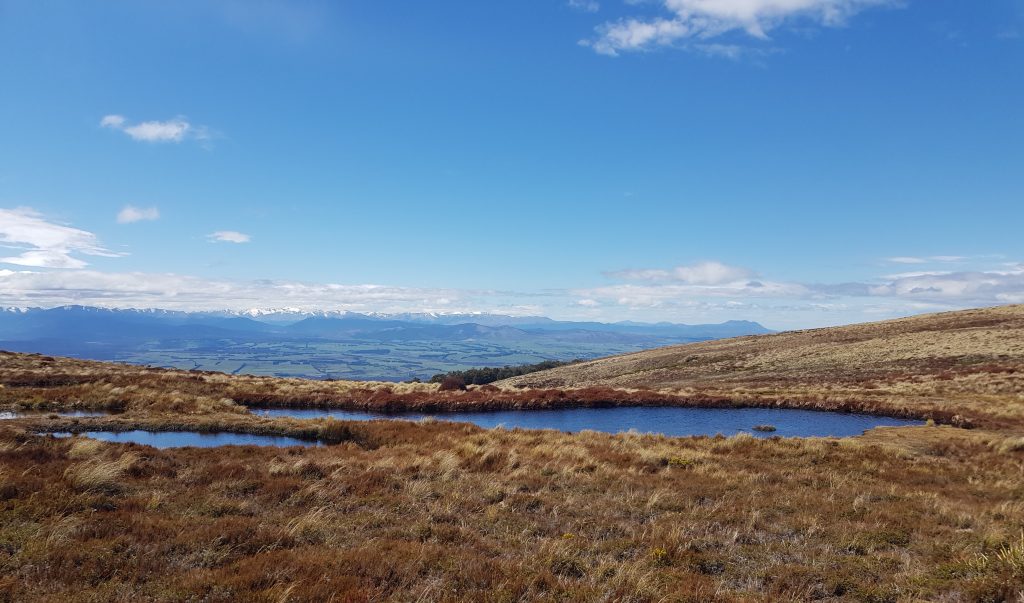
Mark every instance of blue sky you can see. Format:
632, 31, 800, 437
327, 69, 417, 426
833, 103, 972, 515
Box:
1, 0, 1022, 329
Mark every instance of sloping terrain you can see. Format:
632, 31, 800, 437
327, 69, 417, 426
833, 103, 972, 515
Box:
501, 305, 1024, 426
1, 307, 1024, 600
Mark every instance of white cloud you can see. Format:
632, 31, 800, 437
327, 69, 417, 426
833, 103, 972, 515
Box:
100, 114, 210, 143
606, 261, 756, 285
100, 115, 125, 128
208, 230, 251, 244
0, 208, 122, 269
584, 0, 894, 56
866, 266, 1024, 305
590, 258, 1024, 309
0, 269, 524, 315
578, 280, 808, 308
568, 0, 600, 12
886, 255, 967, 264
881, 270, 951, 280
116, 205, 160, 224
0, 221, 1020, 327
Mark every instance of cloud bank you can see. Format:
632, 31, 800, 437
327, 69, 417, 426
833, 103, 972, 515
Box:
1, 208, 1020, 326
0, 269, 533, 316
580, 260, 1024, 310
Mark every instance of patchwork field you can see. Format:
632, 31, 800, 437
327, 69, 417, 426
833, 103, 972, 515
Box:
0, 337, 650, 383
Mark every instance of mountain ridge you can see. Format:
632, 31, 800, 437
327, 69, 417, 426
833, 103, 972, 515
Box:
0, 305, 773, 381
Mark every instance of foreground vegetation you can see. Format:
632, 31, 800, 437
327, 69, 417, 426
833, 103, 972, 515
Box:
0, 305, 1023, 600
2, 414, 1023, 601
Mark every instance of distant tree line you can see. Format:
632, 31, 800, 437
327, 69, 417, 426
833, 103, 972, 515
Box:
429, 359, 580, 388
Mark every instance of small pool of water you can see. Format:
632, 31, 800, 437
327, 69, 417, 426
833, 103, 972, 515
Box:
50, 430, 321, 448
254, 406, 922, 438
1, 410, 110, 420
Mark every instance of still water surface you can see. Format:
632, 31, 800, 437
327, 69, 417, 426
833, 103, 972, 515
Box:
1, 410, 109, 420
254, 406, 921, 439
51, 430, 320, 448
35, 407, 922, 448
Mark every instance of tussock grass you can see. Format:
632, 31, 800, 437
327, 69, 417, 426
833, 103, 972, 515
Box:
63, 451, 138, 494
996, 436, 1024, 453
66, 437, 105, 459
2, 421, 1022, 600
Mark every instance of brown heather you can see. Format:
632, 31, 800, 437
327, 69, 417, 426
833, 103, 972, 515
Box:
0, 305, 1022, 601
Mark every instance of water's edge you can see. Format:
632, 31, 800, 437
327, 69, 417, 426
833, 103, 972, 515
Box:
25, 406, 924, 448
249, 405, 922, 439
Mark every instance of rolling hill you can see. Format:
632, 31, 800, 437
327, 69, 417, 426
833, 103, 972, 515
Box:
500, 304, 1024, 425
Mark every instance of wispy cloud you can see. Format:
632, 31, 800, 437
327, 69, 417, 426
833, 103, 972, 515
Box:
207, 230, 251, 244
886, 255, 967, 264
568, 0, 600, 13
100, 114, 211, 143
583, 0, 895, 56
0, 207, 122, 269
116, 205, 160, 224
606, 261, 756, 285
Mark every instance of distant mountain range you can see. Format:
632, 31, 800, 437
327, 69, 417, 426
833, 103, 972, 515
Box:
0, 306, 772, 381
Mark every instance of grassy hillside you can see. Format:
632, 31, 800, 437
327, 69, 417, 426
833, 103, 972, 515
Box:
1, 306, 1023, 600
501, 304, 1024, 427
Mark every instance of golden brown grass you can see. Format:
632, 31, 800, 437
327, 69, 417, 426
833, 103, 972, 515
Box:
1, 418, 1023, 601
62, 450, 138, 494
1, 305, 1024, 600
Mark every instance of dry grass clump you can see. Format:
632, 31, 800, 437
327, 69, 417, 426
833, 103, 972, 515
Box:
948, 532, 1024, 601
66, 437, 105, 459
995, 436, 1024, 454
269, 458, 327, 480
63, 451, 139, 494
